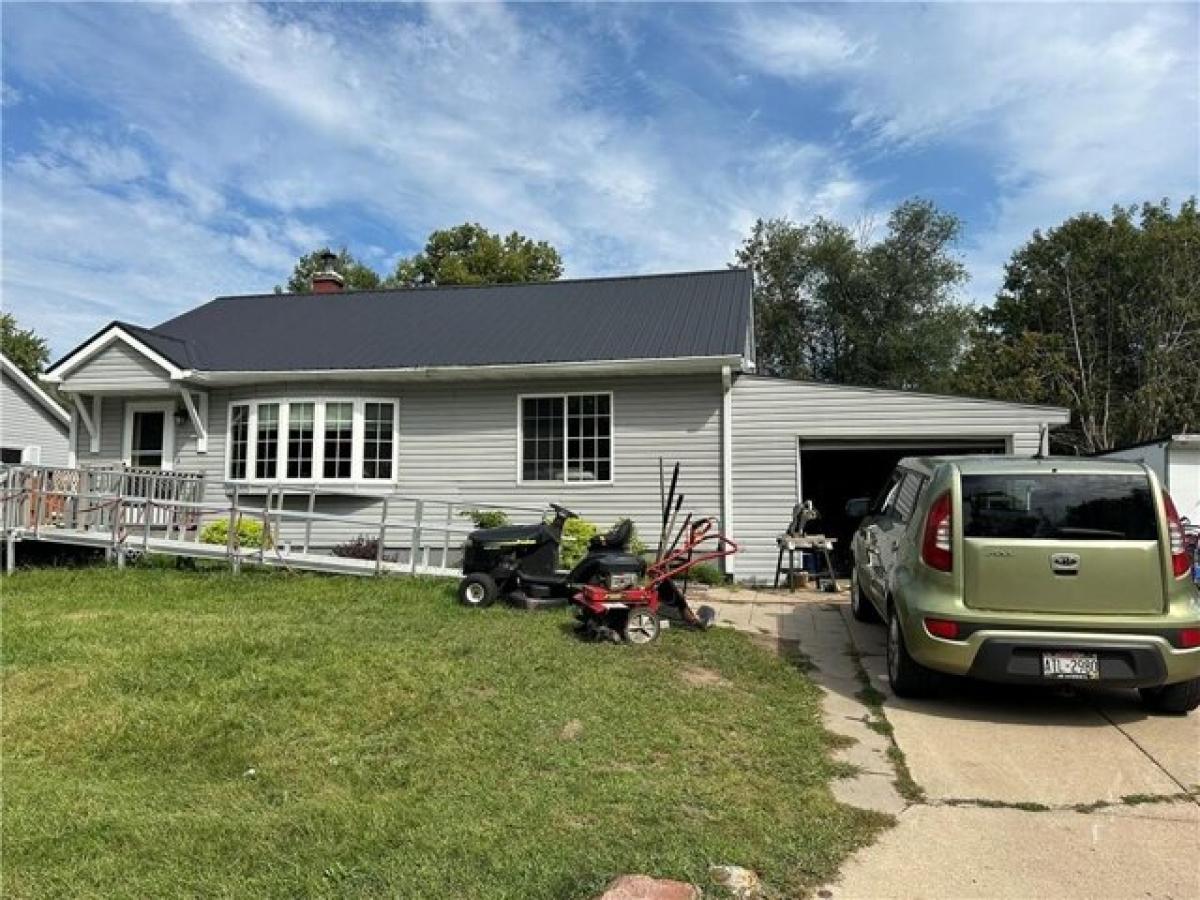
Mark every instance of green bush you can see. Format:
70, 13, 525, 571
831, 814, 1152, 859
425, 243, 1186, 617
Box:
200, 517, 272, 550
684, 562, 725, 586
561, 517, 598, 569
461, 508, 511, 529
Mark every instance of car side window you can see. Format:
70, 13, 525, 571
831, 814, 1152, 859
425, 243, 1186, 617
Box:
874, 469, 905, 516
892, 472, 926, 522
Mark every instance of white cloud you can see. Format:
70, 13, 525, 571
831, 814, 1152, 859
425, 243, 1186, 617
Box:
730, 3, 1199, 302
732, 10, 869, 79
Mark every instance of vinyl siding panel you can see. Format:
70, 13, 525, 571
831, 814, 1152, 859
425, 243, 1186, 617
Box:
76, 374, 724, 555
61, 342, 173, 391
1, 371, 70, 465
730, 374, 1068, 582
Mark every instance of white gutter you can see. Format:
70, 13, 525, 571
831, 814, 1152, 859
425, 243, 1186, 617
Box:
190, 354, 744, 385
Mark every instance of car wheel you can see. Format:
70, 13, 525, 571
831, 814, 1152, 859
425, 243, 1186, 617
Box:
850, 569, 881, 623
886, 605, 940, 698
457, 573, 497, 608
622, 609, 661, 645
1139, 678, 1200, 715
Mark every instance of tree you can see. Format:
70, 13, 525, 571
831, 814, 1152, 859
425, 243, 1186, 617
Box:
955, 199, 1200, 453
276, 247, 382, 294
388, 222, 563, 287
734, 199, 973, 391
0, 313, 50, 378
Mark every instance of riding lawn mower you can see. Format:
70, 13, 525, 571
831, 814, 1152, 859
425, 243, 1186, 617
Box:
456, 462, 738, 644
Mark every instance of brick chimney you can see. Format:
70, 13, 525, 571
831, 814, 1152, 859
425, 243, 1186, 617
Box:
311, 250, 344, 293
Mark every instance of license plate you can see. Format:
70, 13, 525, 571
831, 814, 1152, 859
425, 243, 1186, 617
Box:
1042, 651, 1099, 680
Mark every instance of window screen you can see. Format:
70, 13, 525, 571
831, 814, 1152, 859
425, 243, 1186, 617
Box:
255, 403, 279, 479
323, 402, 353, 479
962, 473, 1158, 541
287, 402, 314, 479
363, 402, 394, 479
229, 405, 249, 479
521, 396, 565, 481
566, 394, 611, 482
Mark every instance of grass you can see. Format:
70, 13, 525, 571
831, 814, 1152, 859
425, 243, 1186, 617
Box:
1, 565, 886, 899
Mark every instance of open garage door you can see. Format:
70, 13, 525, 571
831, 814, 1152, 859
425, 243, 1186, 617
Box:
799, 438, 1007, 573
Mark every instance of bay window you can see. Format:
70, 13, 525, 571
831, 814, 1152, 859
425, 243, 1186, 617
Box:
519, 392, 612, 483
225, 398, 398, 483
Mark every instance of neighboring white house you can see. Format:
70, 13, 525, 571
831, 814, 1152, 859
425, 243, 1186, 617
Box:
41, 268, 1070, 581
1, 352, 70, 466
1101, 435, 1200, 523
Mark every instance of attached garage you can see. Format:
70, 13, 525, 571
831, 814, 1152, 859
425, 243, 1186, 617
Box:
728, 375, 1071, 582
799, 438, 1007, 571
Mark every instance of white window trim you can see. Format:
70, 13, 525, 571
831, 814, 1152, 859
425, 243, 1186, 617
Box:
122, 400, 176, 471
224, 397, 399, 485
516, 391, 615, 486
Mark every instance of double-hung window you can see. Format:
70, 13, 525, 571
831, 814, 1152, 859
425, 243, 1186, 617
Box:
225, 398, 398, 483
519, 393, 612, 483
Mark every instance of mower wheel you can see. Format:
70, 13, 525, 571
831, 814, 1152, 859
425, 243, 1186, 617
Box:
622, 608, 661, 645
458, 573, 497, 608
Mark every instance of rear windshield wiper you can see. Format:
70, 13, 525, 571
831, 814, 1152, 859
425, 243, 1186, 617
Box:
1053, 527, 1128, 539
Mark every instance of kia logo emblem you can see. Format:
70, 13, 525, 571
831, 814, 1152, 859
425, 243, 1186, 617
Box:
1051, 553, 1080, 570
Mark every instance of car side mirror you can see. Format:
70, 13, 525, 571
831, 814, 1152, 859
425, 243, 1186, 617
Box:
844, 497, 871, 519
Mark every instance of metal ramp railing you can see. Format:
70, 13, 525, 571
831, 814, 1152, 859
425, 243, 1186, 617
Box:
0, 464, 544, 579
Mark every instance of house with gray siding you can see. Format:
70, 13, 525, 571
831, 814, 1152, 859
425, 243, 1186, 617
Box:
1, 353, 70, 466
42, 268, 1069, 581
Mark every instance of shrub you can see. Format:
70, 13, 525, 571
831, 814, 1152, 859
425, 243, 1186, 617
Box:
461, 508, 511, 529
561, 517, 598, 569
200, 517, 272, 550
684, 562, 725, 586
332, 536, 381, 560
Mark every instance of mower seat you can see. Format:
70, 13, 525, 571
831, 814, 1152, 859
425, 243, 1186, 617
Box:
589, 518, 634, 551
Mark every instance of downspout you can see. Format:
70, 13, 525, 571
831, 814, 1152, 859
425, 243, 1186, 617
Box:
721, 365, 734, 579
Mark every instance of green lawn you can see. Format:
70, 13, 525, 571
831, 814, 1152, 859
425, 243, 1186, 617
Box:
2, 565, 885, 899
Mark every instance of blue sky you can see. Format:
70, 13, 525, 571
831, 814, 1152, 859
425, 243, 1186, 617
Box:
3, 2, 1197, 357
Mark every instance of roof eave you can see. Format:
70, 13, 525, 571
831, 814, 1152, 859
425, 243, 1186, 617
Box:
192, 354, 743, 386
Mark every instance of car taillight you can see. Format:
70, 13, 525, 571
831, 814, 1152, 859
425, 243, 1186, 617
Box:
921, 490, 953, 572
1162, 491, 1189, 579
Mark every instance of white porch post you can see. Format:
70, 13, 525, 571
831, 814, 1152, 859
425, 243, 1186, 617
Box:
71, 394, 101, 454
179, 388, 208, 453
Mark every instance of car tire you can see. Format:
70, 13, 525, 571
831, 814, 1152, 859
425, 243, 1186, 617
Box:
1139, 678, 1200, 715
850, 569, 881, 623
457, 573, 497, 608
886, 605, 940, 698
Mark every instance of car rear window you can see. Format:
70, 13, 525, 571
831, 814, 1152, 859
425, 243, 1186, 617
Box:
961, 473, 1158, 541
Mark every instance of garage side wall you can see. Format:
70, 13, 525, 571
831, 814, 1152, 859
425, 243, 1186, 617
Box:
729, 375, 1067, 582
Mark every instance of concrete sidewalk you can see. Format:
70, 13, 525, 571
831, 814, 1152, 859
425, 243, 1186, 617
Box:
702, 589, 1200, 899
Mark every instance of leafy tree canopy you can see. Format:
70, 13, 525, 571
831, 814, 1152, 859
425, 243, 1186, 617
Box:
735, 199, 973, 392
388, 222, 563, 287
276, 247, 383, 294
955, 198, 1200, 453
1, 313, 50, 378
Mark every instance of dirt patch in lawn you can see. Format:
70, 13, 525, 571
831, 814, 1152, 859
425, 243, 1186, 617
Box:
679, 666, 731, 688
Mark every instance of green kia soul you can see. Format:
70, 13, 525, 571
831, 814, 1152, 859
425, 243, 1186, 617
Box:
846, 457, 1200, 713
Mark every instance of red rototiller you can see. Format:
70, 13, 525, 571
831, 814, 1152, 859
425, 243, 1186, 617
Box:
571, 461, 739, 644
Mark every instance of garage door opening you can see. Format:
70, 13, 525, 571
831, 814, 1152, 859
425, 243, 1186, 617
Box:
799, 438, 1007, 573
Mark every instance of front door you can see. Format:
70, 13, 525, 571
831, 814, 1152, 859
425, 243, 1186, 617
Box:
129, 408, 170, 470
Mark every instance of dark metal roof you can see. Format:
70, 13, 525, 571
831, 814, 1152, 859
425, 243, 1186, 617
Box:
138, 269, 750, 372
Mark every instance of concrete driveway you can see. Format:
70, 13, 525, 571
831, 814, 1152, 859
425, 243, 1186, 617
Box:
703, 589, 1200, 899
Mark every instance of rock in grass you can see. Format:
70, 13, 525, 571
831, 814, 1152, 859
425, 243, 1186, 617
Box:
598, 874, 700, 900
709, 864, 763, 898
